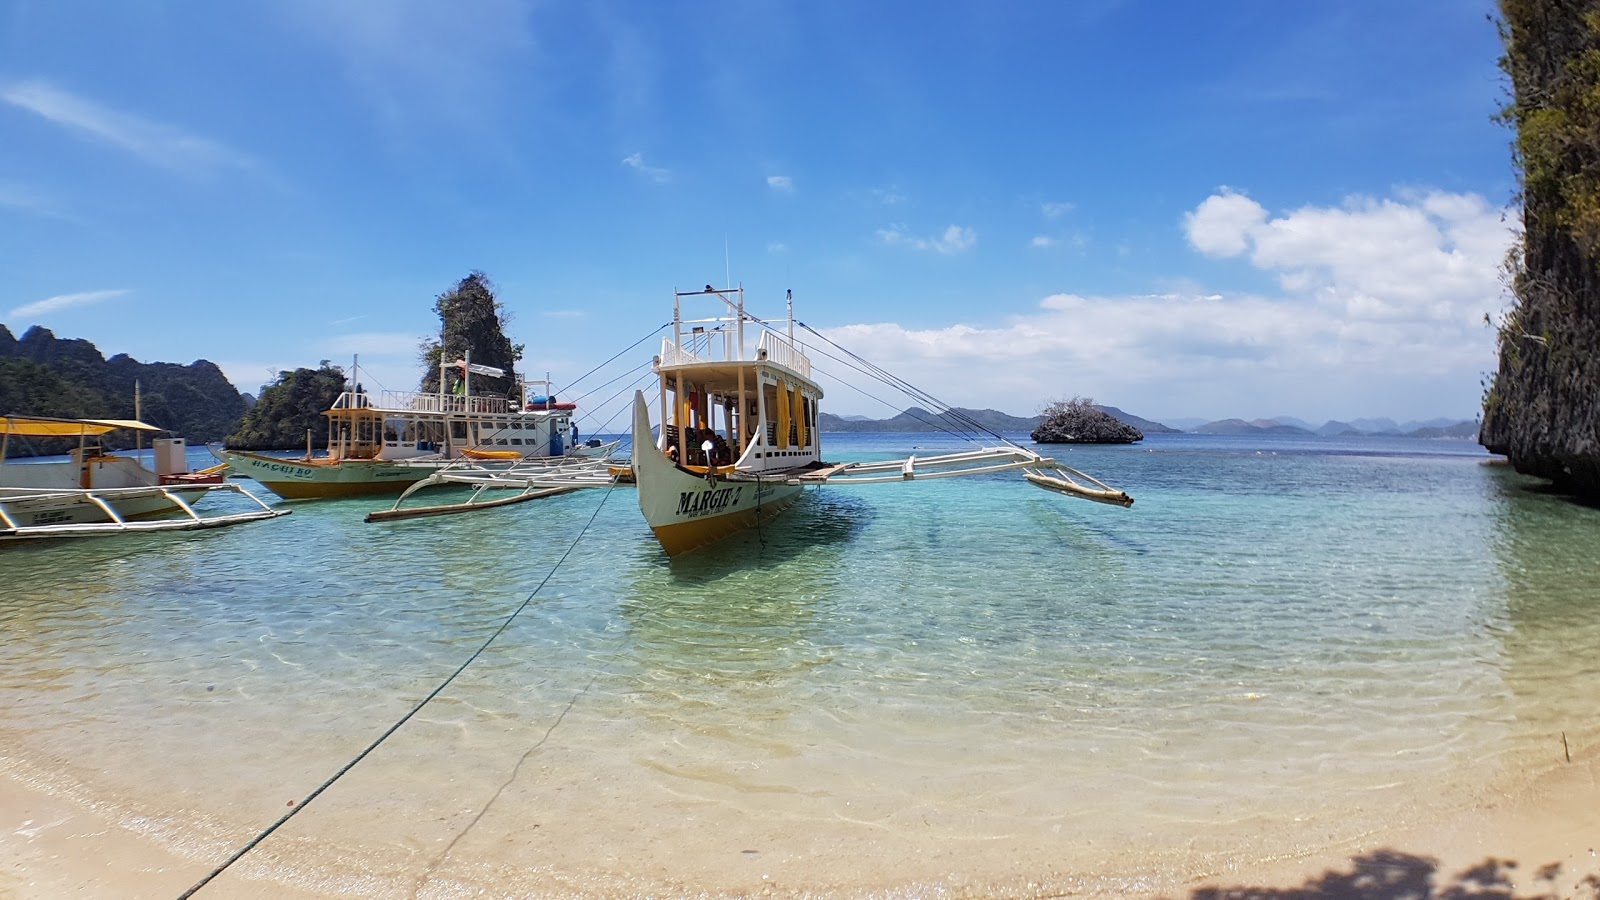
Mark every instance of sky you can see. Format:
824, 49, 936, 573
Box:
1, 1, 1516, 429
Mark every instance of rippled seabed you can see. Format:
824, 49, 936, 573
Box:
3, 434, 1599, 896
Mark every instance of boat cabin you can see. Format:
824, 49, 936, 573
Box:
653, 286, 823, 475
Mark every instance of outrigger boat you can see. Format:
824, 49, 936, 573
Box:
1, 415, 287, 541
367, 285, 1132, 558
220, 357, 601, 500
631, 285, 1131, 556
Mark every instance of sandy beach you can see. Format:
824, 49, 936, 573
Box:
3, 736, 1596, 899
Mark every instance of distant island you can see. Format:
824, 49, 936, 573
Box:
817, 407, 1478, 439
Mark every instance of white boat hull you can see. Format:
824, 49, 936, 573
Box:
632, 393, 803, 556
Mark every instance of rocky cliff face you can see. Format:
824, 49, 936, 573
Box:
1480, 0, 1600, 498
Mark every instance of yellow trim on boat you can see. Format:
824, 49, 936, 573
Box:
3, 416, 163, 437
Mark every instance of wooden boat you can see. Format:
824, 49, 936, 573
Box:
630, 286, 1132, 557
1, 415, 288, 540
220, 357, 589, 500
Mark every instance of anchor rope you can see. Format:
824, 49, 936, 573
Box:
178, 478, 624, 898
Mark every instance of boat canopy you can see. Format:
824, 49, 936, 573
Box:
2, 416, 164, 437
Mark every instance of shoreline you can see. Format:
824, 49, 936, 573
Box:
4, 743, 1596, 898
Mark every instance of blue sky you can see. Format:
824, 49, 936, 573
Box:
2, 1, 1513, 428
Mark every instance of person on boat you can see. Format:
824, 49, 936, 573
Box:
711, 433, 731, 466
570, 422, 579, 445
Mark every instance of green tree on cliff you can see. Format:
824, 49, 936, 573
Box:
418, 272, 523, 397
225, 363, 348, 450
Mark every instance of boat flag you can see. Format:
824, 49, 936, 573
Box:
453, 359, 506, 378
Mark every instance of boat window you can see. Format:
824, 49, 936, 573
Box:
452, 422, 468, 440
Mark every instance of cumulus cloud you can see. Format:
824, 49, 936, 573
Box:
1184, 189, 1267, 257
1031, 235, 1055, 248
7, 289, 128, 320
877, 224, 977, 255
2, 80, 255, 175
818, 190, 1515, 421
767, 175, 793, 191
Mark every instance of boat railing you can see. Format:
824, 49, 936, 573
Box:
758, 332, 812, 378
332, 390, 514, 415
660, 331, 812, 379
660, 338, 701, 368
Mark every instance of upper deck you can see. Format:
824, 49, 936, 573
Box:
657, 285, 816, 388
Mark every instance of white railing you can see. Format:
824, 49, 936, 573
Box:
331, 390, 513, 415
660, 338, 701, 367
758, 332, 811, 378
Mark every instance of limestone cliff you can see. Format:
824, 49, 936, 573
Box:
1481, 0, 1600, 497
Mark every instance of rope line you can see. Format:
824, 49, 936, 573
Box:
178, 478, 624, 899
556, 323, 671, 404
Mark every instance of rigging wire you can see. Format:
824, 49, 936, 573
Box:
739, 311, 1023, 449
552, 323, 671, 404
177, 479, 624, 898
794, 321, 1020, 447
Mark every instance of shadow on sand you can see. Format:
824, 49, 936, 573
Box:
1192, 850, 1599, 899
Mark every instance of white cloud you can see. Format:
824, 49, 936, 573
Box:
276, 0, 532, 126
7, 289, 129, 320
871, 187, 906, 205
1, 80, 255, 175
767, 242, 788, 253
622, 152, 670, 184
1041, 201, 1073, 219
1183, 188, 1267, 257
877, 224, 977, 255
1031, 235, 1055, 249
815, 190, 1515, 422
321, 331, 423, 356
767, 175, 793, 192
0, 180, 72, 220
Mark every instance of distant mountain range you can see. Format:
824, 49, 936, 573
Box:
817, 408, 1478, 439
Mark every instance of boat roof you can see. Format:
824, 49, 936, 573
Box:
2, 415, 164, 437
659, 358, 825, 398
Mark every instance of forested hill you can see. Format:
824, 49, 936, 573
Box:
0, 324, 247, 447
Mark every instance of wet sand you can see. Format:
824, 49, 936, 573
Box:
3, 743, 1596, 899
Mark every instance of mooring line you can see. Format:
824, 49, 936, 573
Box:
178, 478, 623, 899
409, 635, 615, 897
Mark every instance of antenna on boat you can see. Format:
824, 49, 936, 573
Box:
786, 288, 794, 341
724, 234, 731, 291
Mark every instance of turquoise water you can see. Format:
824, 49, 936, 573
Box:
2, 433, 1599, 896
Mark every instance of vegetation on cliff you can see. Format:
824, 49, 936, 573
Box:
1481, 0, 1600, 497
1031, 397, 1143, 445
418, 272, 523, 397
0, 324, 246, 451
225, 364, 349, 450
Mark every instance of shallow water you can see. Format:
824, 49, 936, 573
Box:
2, 434, 1599, 896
